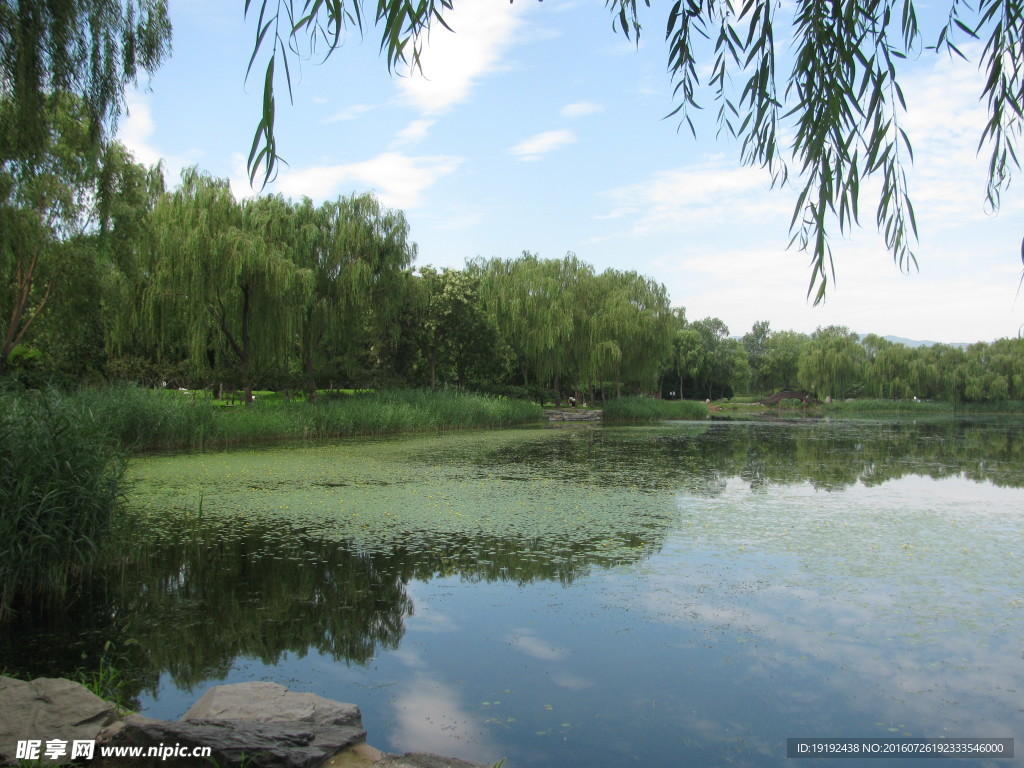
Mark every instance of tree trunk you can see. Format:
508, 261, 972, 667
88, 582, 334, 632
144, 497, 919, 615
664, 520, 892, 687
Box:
240, 286, 253, 404
302, 309, 317, 401
303, 347, 317, 401
2, 243, 54, 371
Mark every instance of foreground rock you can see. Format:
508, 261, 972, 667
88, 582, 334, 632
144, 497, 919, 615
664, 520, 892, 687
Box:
102, 682, 366, 768
0, 678, 490, 768
0, 676, 120, 764
182, 682, 362, 727
103, 714, 366, 768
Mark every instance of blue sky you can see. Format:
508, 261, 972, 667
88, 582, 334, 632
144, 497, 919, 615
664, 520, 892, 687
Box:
118, 0, 1024, 344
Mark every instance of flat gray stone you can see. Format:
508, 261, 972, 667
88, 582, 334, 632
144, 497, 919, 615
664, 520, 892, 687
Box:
183, 682, 362, 729
0, 676, 120, 765
107, 714, 366, 768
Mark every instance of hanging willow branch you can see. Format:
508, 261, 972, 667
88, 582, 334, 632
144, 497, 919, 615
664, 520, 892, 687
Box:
245, 0, 1023, 303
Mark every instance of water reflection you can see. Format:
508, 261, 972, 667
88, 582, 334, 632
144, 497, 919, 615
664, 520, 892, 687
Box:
454, 418, 1024, 493
1, 417, 1022, 768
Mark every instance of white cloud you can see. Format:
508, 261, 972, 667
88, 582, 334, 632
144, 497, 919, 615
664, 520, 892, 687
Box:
117, 92, 200, 182
325, 103, 376, 122
118, 93, 160, 167
397, 1, 529, 114
510, 129, 577, 162
393, 118, 437, 146
599, 158, 787, 233
561, 101, 603, 119
272, 151, 463, 208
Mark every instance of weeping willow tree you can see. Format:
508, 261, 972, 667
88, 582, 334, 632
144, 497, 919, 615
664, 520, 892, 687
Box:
591, 269, 674, 399
797, 325, 867, 401
477, 253, 673, 401
98, 149, 167, 379
0, 0, 171, 160
132, 168, 312, 400
477, 253, 591, 403
0, 2, 169, 375
0, 94, 105, 373
292, 193, 415, 397
244, 0, 1024, 302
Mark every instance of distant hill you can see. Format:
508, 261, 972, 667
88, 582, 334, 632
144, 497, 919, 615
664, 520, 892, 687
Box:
874, 335, 971, 349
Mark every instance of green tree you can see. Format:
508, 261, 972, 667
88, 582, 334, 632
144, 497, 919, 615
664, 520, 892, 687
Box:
0, 94, 106, 373
758, 330, 809, 393
691, 317, 734, 398
244, 0, 1024, 301
477, 252, 591, 402
667, 326, 706, 400
413, 266, 499, 390
0, 0, 171, 162
862, 334, 915, 399
136, 168, 311, 400
289, 193, 414, 397
99, 149, 169, 379
593, 269, 674, 398
797, 326, 866, 401
742, 320, 772, 394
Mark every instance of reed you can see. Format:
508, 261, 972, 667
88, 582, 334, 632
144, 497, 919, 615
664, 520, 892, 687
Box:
75, 385, 215, 451
62, 385, 545, 451
603, 396, 709, 421
821, 398, 951, 414
0, 388, 126, 622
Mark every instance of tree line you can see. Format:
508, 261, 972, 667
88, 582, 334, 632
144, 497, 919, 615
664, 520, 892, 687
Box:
1, 128, 680, 402
682, 321, 1024, 404
3, 109, 1023, 404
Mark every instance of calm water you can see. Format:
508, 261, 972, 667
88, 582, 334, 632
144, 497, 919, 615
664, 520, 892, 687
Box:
4, 418, 1023, 767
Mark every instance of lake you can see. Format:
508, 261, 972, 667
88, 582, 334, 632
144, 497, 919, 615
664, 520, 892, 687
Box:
4, 417, 1023, 767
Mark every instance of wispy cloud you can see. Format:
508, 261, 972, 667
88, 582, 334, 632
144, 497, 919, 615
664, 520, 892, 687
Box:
272, 151, 463, 208
393, 118, 437, 146
561, 101, 603, 119
397, 2, 529, 114
118, 92, 200, 180
510, 129, 576, 162
599, 157, 786, 234
325, 103, 376, 122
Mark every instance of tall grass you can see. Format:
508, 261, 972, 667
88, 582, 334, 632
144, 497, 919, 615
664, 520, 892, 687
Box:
603, 396, 708, 421
0, 388, 126, 622
819, 398, 950, 414
76, 385, 215, 451
60, 385, 545, 451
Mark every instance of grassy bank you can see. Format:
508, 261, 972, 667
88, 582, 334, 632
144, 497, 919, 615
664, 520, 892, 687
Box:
704, 397, 1024, 418
603, 396, 709, 421
821, 398, 1024, 415
77, 386, 545, 452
